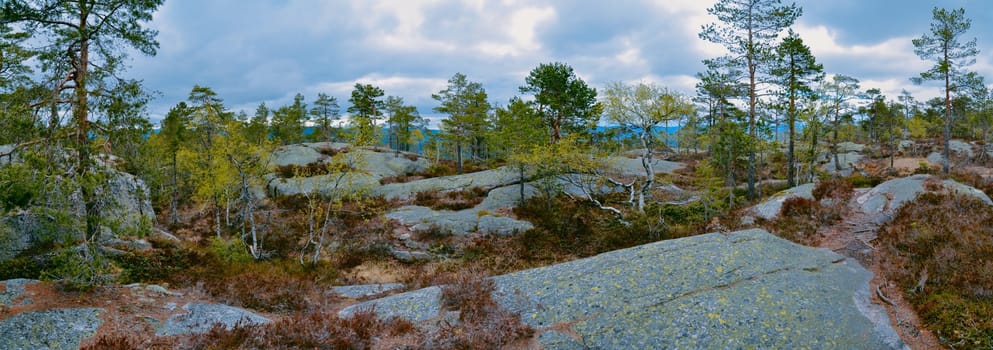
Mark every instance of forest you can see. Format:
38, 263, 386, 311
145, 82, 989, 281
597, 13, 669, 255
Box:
2, 0, 993, 349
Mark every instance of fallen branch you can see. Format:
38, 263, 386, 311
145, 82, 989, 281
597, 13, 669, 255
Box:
876, 285, 896, 307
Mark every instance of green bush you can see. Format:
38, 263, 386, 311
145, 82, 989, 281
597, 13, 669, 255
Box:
112, 244, 206, 284
40, 245, 113, 292
845, 174, 883, 188
0, 255, 49, 280
0, 164, 41, 212
209, 236, 254, 264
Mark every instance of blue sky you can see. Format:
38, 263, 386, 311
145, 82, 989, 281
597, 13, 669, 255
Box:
129, 0, 993, 126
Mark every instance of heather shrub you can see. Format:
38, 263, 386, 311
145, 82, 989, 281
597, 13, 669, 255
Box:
877, 192, 993, 347
812, 179, 854, 201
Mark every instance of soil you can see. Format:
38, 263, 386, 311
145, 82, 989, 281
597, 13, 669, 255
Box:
813, 188, 943, 350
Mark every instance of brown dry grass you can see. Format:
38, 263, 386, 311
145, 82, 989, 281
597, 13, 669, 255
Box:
877, 192, 993, 347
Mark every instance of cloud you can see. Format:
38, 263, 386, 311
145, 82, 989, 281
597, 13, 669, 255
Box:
128, 0, 993, 125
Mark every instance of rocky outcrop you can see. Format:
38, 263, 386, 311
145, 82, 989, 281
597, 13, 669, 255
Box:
266, 143, 429, 198
823, 152, 864, 176
331, 283, 406, 299
855, 174, 992, 224
386, 205, 532, 238
0, 279, 37, 307
607, 156, 684, 177
837, 142, 866, 153
0, 307, 104, 350
0, 165, 155, 261
339, 286, 443, 322
340, 229, 906, 349
99, 169, 155, 236
949, 140, 975, 158
156, 302, 270, 336
745, 183, 815, 220
373, 167, 520, 201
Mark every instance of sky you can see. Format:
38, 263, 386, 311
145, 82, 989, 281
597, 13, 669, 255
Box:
127, 0, 993, 126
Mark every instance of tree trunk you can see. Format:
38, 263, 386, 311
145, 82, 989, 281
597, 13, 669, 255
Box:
170, 152, 179, 226
833, 108, 841, 172
944, 64, 952, 174
788, 91, 796, 187
456, 141, 463, 174
638, 130, 654, 213
214, 197, 221, 238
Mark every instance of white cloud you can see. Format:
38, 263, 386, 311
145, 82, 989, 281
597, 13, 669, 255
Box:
647, 0, 723, 57
794, 23, 927, 75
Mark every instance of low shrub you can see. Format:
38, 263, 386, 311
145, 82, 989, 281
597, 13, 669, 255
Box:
812, 179, 854, 201
877, 192, 993, 347
412, 187, 487, 211
209, 236, 254, 264
844, 173, 884, 188
40, 245, 114, 292
764, 196, 841, 245
85, 309, 417, 349
112, 244, 206, 284
433, 271, 534, 349
0, 254, 50, 280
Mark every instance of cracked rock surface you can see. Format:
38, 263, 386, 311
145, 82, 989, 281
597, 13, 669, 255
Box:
343, 229, 906, 349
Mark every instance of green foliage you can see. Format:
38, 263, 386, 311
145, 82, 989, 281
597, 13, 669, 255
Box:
844, 173, 884, 188
309, 93, 341, 142
41, 246, 113, 292
434, 73, 491, 172
907, 115, 932, 139
0, 163, 41, 212
270, 93, 308, 145
348, 83, 386, 146
209, 236, 254, 264
490, 97, 546, 160
0, 254, 48, 280
693, 162, 727, 219
520, 62, 600, 142
384, 96, 423, 153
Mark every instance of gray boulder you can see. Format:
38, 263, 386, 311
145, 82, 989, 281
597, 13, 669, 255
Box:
0, 279, 38, 307
898, 140, 915, 152
837, 142, 866, 153
746, 183, 815, 220
477, 215, 533, 237
949, 140, 975, 158
607, 156, 684, 177
156, 302, 270, 336
266, 143, 429, 198
269, 143, 327, 168
0, 307, 104, 350
266, 172, 378, 198
339, 286, 442, 322
822, 152, 864, 176
926, 151, 944, 166
331, 283, 406, 299
855, 174, 992, 224
385, 205, 533, 237
101, 169, 155, 236
342, 229, 906, 349
0, 218, 31, 261
354, 148, 430, 179
374, 167, 519, 201
0, 167, 154, 261
927, 141, 978, 167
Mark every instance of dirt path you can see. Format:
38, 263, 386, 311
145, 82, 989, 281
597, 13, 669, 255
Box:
813, 189, 941, 350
